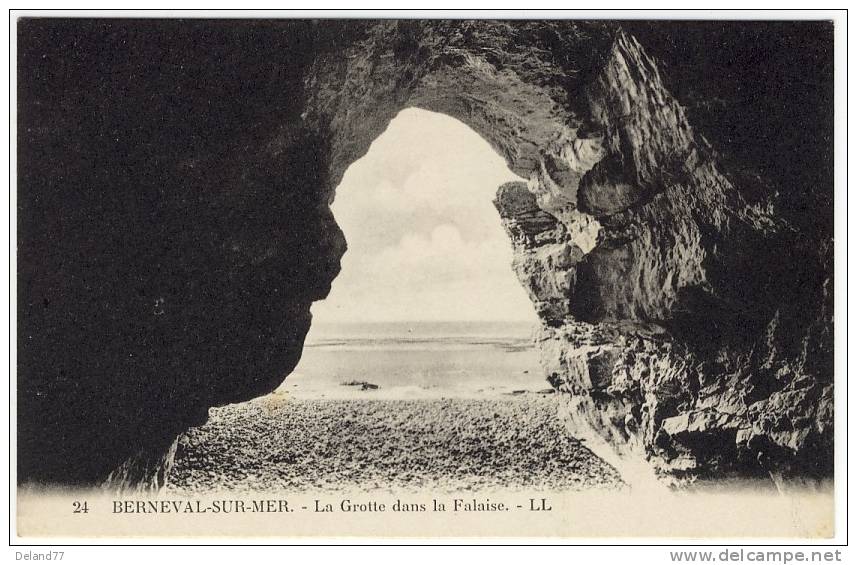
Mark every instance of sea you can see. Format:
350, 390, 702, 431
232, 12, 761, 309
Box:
277, 321, 547, 399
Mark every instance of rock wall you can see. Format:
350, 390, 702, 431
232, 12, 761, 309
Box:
17, 19, 833, 487
491, 29, 833, 482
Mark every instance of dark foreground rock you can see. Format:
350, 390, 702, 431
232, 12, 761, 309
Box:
18, 20, 833, 487
168, 397, 622, 493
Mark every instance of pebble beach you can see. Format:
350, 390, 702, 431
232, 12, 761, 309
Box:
167, 394, 623, 494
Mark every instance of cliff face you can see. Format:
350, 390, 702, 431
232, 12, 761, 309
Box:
489, 30, 833, 481
17, 20, 833, 487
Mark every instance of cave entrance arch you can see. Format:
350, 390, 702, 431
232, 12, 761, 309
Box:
283, 108, 545, 398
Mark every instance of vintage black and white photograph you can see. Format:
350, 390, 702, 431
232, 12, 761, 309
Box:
12, 10, 842, 541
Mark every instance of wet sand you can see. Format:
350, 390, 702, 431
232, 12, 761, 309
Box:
167, 394, 623, 494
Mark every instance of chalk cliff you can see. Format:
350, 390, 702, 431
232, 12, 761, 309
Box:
17, 19, 833, 488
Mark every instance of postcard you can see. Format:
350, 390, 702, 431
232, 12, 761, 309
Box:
12, 11, 842, 544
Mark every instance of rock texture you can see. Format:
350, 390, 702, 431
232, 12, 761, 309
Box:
491, 27, 833, 482
17, 20, 833, 487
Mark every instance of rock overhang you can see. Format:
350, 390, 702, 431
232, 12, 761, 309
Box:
16, 19, 834, 488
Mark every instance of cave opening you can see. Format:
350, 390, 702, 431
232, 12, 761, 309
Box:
165, 108, 629, 495
283, 107, 545, 399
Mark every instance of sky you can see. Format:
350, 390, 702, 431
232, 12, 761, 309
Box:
310, 108, 537, 324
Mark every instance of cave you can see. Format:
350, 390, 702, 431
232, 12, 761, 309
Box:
163, 107, 567, 492
17, 19, 833, 490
